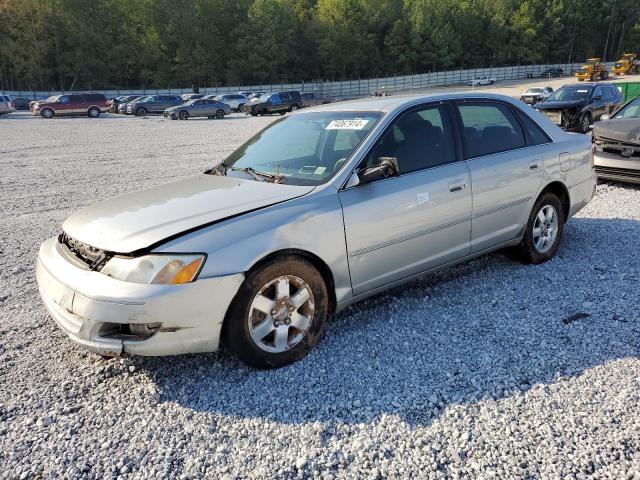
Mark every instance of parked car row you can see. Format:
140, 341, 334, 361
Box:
1, 89, 329, 120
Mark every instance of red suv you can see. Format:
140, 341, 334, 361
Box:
32, 93, 109, 119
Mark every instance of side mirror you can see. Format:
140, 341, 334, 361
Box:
357, 157, 400, 185
593, 95, 603, 101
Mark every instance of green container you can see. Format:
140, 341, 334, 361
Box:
615, 82, 640, 102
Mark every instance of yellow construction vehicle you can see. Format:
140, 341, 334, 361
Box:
575, 58, 609, 81
612, 53, 639, 75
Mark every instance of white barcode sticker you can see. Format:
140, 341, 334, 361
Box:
325, 119, 369, 130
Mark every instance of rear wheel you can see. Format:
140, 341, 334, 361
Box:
289, 104, 298, 112
215, 109, 225, 119
222, 256, 328, 369
88, 106, 100, 118
516, 193, 564, 264
41, 108, 54, 119
179, 110, 189, 120
237, 103, 245, 112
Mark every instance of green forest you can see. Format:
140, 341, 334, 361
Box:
1, 0, 639, 91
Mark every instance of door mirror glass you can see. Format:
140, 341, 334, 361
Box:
357, 157, 399, 185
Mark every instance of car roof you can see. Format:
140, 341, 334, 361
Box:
300, 92, 526, 114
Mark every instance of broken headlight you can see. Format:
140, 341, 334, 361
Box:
101, 254, 205, 284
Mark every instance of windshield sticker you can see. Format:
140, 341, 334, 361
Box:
577, 90, 589, 93
314, 166, 327, 175
326, 119, 369, 130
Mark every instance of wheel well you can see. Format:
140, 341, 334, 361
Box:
539, 181, 570, 221
249, 249, 337, 313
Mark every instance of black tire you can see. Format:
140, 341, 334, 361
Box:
179, 110, 189, 120
289, 104, 298, 112
222, 256, 328, 369
135, 107, 147, 116
579, 112, 591, 134
88, 106, 100, 118
279, 110, 287, 115
516, 192, 564, 264
237, 103, 244, 112
41, 108, 54, 119
215, 109, 225, 119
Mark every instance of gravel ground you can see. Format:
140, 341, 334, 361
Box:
1, 112, 639, 480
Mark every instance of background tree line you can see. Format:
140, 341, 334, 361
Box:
0, 0, 639, 91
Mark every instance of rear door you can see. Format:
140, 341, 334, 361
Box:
339, 102, 472, 295
454, 100, 547, 252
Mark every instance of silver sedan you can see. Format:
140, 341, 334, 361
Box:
164, 98, 231, 120
37, 93, 596, 368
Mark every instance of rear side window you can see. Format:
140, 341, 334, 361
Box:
69, 95, 83, 103
456, 102, 526, 158
513, 109, 552, 146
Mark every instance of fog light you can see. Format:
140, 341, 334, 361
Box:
98, 322, 161, 341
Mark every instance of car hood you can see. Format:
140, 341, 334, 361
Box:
62, 175, 315, 253
593, 118, 640, 144
535, 99, 588, 110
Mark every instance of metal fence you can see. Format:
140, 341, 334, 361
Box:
2, 62, 616, 100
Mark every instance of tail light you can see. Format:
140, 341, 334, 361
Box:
10, 101, 15, 108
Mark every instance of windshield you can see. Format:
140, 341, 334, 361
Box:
258, 94, 269, 102
216, 111, 382, 185
547, 86, 592, 102
525, 88, 543, 94
613, 97, 640, 119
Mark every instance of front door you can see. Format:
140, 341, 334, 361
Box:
339, 103, 472, 295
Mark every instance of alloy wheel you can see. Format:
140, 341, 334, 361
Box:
532, 205, 558, 253
248, 275, 315, 353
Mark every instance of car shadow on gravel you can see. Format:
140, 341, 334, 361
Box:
135, 216, 640, 428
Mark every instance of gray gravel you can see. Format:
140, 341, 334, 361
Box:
1, 112, 639, 479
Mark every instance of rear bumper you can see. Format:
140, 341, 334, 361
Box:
568, 172, 597, 218
594, 151, 640, 184
36, 236, 244, 356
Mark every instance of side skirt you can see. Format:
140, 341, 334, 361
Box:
334, 237, 522, 313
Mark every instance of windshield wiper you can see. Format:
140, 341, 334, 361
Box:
230, 167, 285, 183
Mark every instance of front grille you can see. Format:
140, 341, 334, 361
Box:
595, 165, 640, 182
58, 233, 108, 270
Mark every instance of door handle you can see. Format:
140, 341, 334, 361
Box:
448, 179, 467, 192
529, 156, 542, 170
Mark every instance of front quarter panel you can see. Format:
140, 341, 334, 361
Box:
153, 187, 353, 304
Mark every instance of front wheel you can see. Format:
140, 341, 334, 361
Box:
135, 107, 147, 116
41, 108, 54, 119
179, 110, 189, 120
222, 256, 328, 369
215, 109, 225, 119
516, 193, 564, 264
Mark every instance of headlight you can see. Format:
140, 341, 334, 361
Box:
101, 254, 205, 284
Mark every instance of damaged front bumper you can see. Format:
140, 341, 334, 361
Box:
36, 236, 244, 356
539, 109, 582, 131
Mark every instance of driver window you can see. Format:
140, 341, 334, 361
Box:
366, 104, 455, 174
58, 95, 70, 103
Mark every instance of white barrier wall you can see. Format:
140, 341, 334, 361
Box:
3, 62, 614, 100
